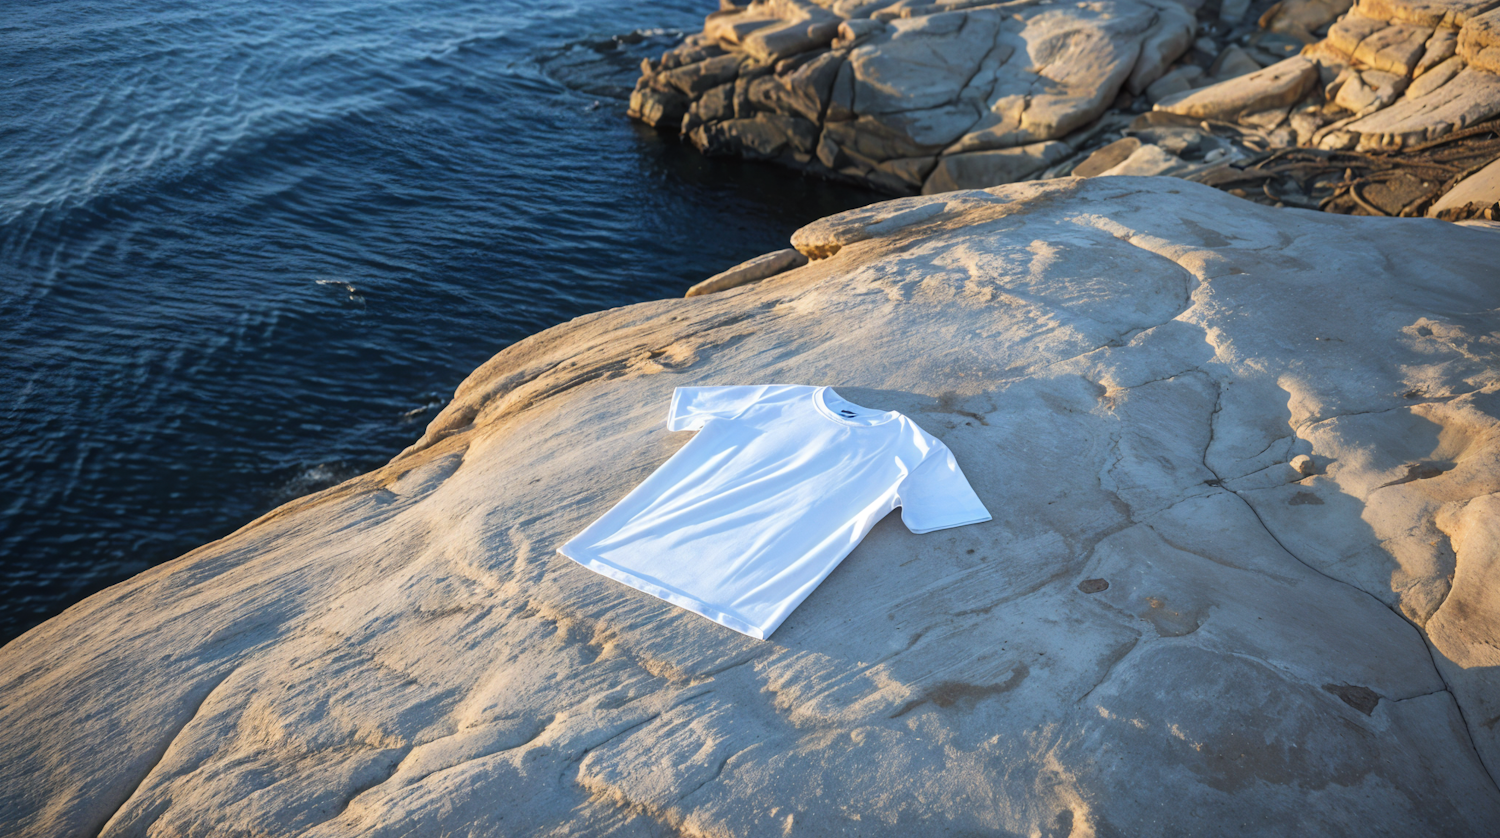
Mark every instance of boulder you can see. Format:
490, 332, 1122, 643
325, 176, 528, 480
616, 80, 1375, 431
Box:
1428, 154, 1500, 214
630, 0, 1201, 194
1155, 56, 1321, 119
1356, 0, 1500, 27
1071, 136, 1145, 176
3, 178, 1499, 837
1092, 142, 1204, 175
1145, 63, 1207, 101
921, 141, 1071, 193
1212, 44, 1268, 79
1260, 0, 1356, 40
1345, 64, 1500, 146
1415, 27, 1460, 75
1459, 7, 1500, 72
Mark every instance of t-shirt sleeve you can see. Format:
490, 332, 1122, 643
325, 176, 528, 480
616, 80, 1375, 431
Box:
897, 443, 992, 534
666, 386, 768, 431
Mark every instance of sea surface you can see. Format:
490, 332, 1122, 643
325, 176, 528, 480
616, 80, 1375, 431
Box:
0, 0, 876, 645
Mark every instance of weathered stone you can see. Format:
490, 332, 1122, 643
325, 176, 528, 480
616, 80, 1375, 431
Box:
1073, 136, 1144, 176
5, 179, 1499, 838
1291, 454, 1318, 475
872, 154, 939, 191
704, 6, 775, 45
1347, 65, 1500, 146
660, 53, 745, 97
1327, 11, 1391, 56
1132, 122, 1219, 155
1337, 69, 1410, 111
1146, 64, 1207, 102
1126, 1, 1199, 95
659, 43, 729, 73
1260, 0, 1356, 40
1356, 0, 1500, 27
832, 17, 888, 49
1459, 7, 1500, 72
920, 141, 1071, 192
742, 17, 842, 64
1352, 22, 1436, 74
779, 49, 845, 123
847, 10, 1002, 114
690, 113, 821, 160
1289, 103, 1330, 143
1408, 54, 1465, 95
1093, 142, 1203, 176
680, 83, 735, 133
1213, 44, 1267, 79
632, 0, 1205, 193
1426, 494, 1500, 771
1252, 31, 1313, 62
1415, 28, 1460, 75
1429, 154, 1500, 214
685, 248, 811, 297
865, 103, 982, 157
627, 87, 689, 128
1242, 105, 1294, 129
1156, 56, 1321, 119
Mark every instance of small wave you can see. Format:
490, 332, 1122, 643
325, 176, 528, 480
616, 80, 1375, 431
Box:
269, 462, 360, 505
400, 394, 449, 424
315, 278, 366, 307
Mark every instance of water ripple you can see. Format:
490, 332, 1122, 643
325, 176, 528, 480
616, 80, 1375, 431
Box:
0, 0, 878, 643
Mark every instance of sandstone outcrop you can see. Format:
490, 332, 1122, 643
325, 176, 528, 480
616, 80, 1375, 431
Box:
630, 0, 1204, 195
629, 0, 1500, 218
3, 178, 1498, 836
1164, 0, 1500, 152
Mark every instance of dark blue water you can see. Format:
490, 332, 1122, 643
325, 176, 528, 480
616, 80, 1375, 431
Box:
0, 0, 876, 644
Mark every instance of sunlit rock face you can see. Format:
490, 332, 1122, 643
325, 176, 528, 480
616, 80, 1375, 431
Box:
2, 177, 1499, 837
630, 0, 1202, 194
630, 0, 1500, 219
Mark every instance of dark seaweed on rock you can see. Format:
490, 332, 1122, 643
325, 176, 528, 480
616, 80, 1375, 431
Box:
1188, 116, 1500, 216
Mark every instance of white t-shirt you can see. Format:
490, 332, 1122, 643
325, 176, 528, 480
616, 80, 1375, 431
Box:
557, 385, 991, 639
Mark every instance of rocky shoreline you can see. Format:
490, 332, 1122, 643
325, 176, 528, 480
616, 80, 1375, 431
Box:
3, 177, 1498, 836
629, 0, 1500, 217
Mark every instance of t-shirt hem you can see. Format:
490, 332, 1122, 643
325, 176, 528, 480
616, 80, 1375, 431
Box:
556, 545, 770, 640
905, 512, 992, 535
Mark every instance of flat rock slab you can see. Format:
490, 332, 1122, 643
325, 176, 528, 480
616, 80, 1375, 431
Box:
1155, 56, 1321, 119
3, 178, 1499, 837
1347, 65, 1500, 146
1429, 152, 1500, 212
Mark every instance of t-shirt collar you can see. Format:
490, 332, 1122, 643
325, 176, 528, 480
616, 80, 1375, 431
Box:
813, 386, 899, 428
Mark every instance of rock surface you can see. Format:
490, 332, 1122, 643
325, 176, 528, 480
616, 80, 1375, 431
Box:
685, 247, 810, 296
3, 178, 1500, 837
631, 0, 1500, 219
1428, 140, 1500, 212
631, 0, 1203, 195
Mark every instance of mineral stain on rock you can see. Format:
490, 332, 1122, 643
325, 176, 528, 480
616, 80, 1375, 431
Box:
1078, 578, 1111, 593
890, 663, 1031, 718
1142, 595, 1207, 637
